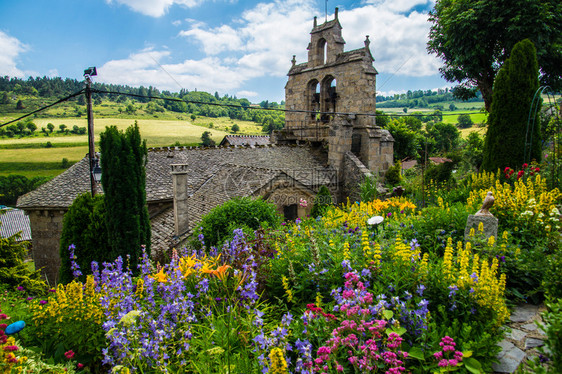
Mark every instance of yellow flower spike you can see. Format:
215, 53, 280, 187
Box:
487, 236, 496, 247
478, 222, 484, 233
281, 276, 293, 303
343, 242, 351, 261
315, 292, 323, 308
269, 347, 289, 374
469, 228, 475, 237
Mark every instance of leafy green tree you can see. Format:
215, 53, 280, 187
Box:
457, 114, 473, 129
25, 121, 37, 133
47, 123, 55, 133
100, 123, 151, 271
426, 122, 460, 154
231, 124, 240, 133
0, 91, 10, 104
428, 0, 562, 112
59, 193, 108, 283
59, 124, 67, 133
16, 99, 24, 110
386, 121, 420, 161
463, 131, 484, 172
449, 103, 457, 111
201, 130, 215, 146
482, 39, 541, 171
0, 175, 48, 206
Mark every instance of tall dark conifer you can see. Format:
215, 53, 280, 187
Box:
482, 39, 541, 171
100, 122, 150, 271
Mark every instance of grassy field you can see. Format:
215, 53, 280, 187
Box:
0, 116, 264, 178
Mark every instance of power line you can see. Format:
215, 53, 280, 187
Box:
91, 89, 483, 118
0, 87, 485, 128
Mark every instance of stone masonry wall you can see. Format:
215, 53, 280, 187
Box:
343, 151, 374, 203
28, 210, 65, 285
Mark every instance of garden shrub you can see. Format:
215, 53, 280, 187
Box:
310, 185, 333, 218
59, 193, 108, 284
193, 196, 281, 248
0, 234, 45, 295
28, 276, 105, 370
384, 161, 402, 186
359, 174, 378, 202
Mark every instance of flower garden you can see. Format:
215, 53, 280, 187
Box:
1, 170, 561, 374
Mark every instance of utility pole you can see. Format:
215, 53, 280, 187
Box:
84, 67, 97, 196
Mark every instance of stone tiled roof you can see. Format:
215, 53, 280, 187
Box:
150, 207, 182, 255
219, 135, 271, 147
0, 208, 31, 241
17, 144, 333, 209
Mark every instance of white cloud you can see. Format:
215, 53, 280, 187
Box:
0, 31, 28, 78
98, 0, 442, 98
105, 0, 202, 17
339, 4, 441, 78
237, 90, 258, 97
98, 48, 254, 93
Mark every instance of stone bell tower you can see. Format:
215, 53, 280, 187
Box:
277, 8, 393, 176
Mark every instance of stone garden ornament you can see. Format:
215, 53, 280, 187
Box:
475, 191, 495, 216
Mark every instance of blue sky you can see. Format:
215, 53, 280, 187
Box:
0, 0, 448, 103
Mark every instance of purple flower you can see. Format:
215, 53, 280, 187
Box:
39, 300, 47, 305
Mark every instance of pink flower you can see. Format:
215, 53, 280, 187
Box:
438, 359, 449, 367
448, 359, 459, 366
77, 363, 84, 370
3, 345, 18, 352
64, 350, 75, 360
434, 351, 443, 359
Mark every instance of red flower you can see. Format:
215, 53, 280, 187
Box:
77, 363, 84, 370
535, 167, 540, 172
64, 350, 75, 360
504, 167, 510, 172
3, 345, 18, 352
517, 170, 524, 180
523, 163, 528, 168
0, 323, 7, 329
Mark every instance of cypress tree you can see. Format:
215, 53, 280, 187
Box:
482, 39, 541, 171
100, 122, 150, 271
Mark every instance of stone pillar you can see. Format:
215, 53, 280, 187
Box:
464, 215, 498, 242
28, 209, 65, 285
328, 115, 353, 173
171, 164, 190, 236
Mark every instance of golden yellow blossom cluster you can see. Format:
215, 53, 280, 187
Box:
322, 197, 416, 230
31, 275, 103, 338
441, 239, 509, 325
269, 347, 289, 374
150, 254, 230, 283
467, 174, 561, 233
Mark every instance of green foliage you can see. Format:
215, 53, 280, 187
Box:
386, 121, 420, 160
100, 122, 151, 271
201, 130, 215, 146
482, 39, 541, 171
194, 197, 281, 248
462, 132, 484, 172
359, 174, 378, 202
384, 161, 402, 186
426, 122, 460, 154
544, 241, 562, 299
0, 230, 46, 295
541, 298, 562, 373
428, 0, 562, 111
457, 113, 473, 128
59, 193, 108, 284
231, 123, 240, 133
310, 185, 333, 218
0, 175, 49, 206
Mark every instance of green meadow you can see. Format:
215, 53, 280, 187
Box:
0, 117, 264, 178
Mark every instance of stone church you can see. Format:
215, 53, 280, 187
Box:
17, 9, 393, 284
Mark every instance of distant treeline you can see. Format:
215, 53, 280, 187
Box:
376, 88, 483, 109
0, 76, 285, 133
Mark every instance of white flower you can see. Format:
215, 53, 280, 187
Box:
367, 216, 384, 225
